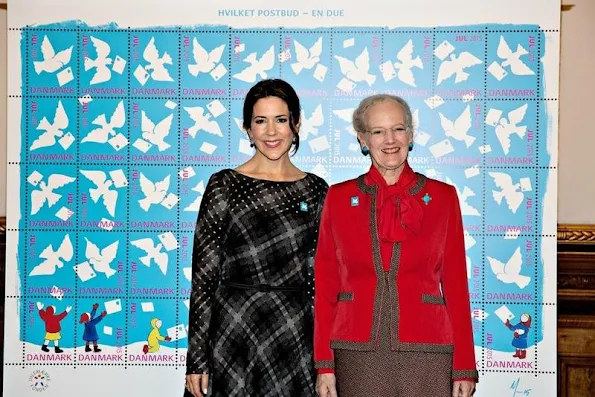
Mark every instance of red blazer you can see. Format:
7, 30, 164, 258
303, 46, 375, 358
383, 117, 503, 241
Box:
313, 163, 478, 381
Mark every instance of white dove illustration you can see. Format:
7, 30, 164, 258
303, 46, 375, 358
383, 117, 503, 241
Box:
29, 234, 73, 276
232, 45, 276, 83
33, 35, 73, 74
142, 37, 174, 82
84, 237, 119, 278
393, 39, 423, 87
487, 247, 531, 289
494, 104, 528, 154
497, 36, 535, 76
332, 108, 357, 137
30, 100, 69, 151
300, 104, 324, 141
188, 38, 225, 77
130, 238, 168, 275
184, 106, 223, 138
79, 170, 118, 217
291, 37, 323, 75
81, 100, 126, 144
436, 51, 482, 85
183, 267, 192, 281
84, 36, 113, 85
446, 177, 481, 216
183, 180, 205, 212
141, 111, 173, 152
489, 172, 525, 214
31, 173, 76, 215
411, 109, 430, 145
138, 173, 170, 212
334, 47, 377, 86
439, 105, 475, 148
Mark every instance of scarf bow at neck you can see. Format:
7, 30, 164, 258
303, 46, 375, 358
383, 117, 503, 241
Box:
367, 164, 423, 243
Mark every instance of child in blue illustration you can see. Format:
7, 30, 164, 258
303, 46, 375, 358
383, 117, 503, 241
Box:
142, 317, 171, 354
37, 302, 72, 353
505, 313, 532, 359
79, 303, 108, 352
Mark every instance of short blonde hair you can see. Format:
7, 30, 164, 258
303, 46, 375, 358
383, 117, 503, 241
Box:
352, 94, 414, 133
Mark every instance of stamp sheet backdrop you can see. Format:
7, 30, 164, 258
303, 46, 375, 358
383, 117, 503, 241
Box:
4, 0, 560, 395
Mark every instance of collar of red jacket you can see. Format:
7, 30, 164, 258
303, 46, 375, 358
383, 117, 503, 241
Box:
364, 162, 423, 243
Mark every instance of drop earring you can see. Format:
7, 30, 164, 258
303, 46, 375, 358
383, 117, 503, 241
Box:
408, 142, 414, 152
361, 145, 369, 156
248, 136, 255, 148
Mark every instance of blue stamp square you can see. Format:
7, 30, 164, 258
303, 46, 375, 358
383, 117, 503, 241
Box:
292, 101, 331, 170
178, 232, 194, 297
79, 30, 129, 96
180, 30, 230, 98
76, 231, 126, 298
76, 297, 126, 363
26, 29, 77, 96
279, 30, 332, 94
329, 98, 367, 166
128, 166, 179, 230
129, 232, 179, 299
130, 32, 178, 97
425, 100, 484, 167
485, 168, 537, 234
78, 165, 129, 230
25, 231, 76, 297
179, 167, 219, 230
229, 99, 252, 166
23, 297, 76, 361
79, 98, 128, 163
26, 98, 77, 163
332, 30, 382, 97
434, 30, 485, 99
483, 302, 540, 367
485, 236, 540, 303
428, 167, 483, 233
300, 201, 308, 212
130, 99, 179, 164
464, 235, 484, 302
230, 31, 281, 97
180, 98, 230, 165
486, 30, 540, 99
127, 299, 178, 355
382, 29, 433, 95
485, 100, 537, 166
350, 196, 359, 206
24, 164, 77, 230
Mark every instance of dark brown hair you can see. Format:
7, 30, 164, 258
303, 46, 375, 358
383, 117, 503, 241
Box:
242, 79, 301, 154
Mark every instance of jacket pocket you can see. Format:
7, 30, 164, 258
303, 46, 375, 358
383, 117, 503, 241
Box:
421, 293, 445, 305
337, 292, 354, 301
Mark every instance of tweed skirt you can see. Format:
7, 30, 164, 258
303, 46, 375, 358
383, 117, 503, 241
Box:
334, 278, 453, 397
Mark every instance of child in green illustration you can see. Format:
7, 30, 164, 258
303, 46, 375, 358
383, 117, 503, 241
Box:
142, 317, 171, 354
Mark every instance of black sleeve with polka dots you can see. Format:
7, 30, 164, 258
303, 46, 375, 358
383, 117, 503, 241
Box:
186, 170, 230, 375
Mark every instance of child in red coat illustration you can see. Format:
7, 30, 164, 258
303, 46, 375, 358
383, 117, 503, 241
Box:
37, 302, 71, 353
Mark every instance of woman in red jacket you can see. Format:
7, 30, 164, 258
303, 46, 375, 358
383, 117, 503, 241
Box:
314, 94, 478, 397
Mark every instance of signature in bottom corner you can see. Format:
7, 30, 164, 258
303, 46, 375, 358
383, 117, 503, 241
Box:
510, 377, 532, 396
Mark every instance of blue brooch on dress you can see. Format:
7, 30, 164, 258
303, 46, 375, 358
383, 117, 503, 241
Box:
422, 193, 432, 205
300, 202, 308, 212
351, 196, 359, 206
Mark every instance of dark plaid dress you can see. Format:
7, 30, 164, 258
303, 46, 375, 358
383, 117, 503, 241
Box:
186, 169, 328, 397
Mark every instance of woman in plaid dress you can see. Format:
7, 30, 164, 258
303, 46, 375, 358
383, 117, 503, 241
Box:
184, 79, 328, 397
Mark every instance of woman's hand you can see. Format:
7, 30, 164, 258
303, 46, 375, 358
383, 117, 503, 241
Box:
452, 380, 475, 397
185, 374, 208, 397
316, 373, 338, 397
